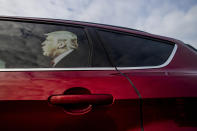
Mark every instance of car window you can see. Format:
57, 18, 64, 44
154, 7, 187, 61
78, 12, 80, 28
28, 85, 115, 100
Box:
97, 30, 174, 67
0, 20, 90, 68
87, 28, 112, 67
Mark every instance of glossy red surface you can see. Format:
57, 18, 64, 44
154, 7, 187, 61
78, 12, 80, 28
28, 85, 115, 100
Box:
0, 71, 138, 100
0, 70, 141, 131
0, 100, 141, 131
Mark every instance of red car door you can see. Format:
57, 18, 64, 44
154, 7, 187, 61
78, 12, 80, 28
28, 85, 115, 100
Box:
123, 43, 197, 131
96, 29, 197, 131
0, 18, 142, 131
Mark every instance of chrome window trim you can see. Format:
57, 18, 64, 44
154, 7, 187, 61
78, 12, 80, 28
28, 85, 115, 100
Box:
0, 44, 177, 71
117, 44, 177, 70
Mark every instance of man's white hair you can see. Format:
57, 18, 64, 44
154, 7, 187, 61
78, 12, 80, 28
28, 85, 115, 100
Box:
41, 31, 78, 58
45, 31, 77, 42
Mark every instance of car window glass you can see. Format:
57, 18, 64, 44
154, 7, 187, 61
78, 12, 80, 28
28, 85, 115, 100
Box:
0, 20, 90, 68
87, 28, 111, 67
97, 30, 174, 67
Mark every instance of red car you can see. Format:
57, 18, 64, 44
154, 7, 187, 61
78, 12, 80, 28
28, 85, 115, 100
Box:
0, 16, 196, 131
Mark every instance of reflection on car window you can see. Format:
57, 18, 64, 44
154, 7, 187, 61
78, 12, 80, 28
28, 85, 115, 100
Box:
98, 30, 174, 67
0, 20, 90, 68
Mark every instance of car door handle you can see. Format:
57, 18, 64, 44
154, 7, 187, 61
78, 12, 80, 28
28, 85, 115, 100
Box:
48, 94, 114, 106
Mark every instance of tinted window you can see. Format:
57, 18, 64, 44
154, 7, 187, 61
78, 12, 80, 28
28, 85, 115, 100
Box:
97, 30, 174, 67
87, 28, 111, 67
0, 20, 90, 68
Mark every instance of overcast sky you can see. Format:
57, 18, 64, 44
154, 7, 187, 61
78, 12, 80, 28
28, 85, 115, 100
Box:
0, 0, 197, 48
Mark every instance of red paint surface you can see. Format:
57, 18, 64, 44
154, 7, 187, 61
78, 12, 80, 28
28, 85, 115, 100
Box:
0, 71, 138, 100
122, 41, 197, 130
0, 70, 141, 131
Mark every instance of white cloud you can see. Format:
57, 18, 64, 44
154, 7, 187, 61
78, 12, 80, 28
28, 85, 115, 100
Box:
139, 4, 197, 48
0, 0, 196, 48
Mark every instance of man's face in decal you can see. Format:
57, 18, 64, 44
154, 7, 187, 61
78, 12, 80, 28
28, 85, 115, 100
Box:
41, 31, 78, 58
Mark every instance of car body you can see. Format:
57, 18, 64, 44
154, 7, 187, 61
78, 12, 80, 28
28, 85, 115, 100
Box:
0, 16, 196, 131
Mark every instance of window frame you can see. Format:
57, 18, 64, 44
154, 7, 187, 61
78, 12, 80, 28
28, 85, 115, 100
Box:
0, 17, 177, 71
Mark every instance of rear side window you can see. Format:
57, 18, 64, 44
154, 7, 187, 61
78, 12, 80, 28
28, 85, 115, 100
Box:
0, 20, 90, 68
97, 30, 174, 67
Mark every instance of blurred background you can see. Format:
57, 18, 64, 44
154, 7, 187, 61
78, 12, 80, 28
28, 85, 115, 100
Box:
0, 0, 196, 48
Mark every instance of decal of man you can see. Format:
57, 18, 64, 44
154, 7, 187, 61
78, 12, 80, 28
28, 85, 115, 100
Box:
41, 31, 78, 67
